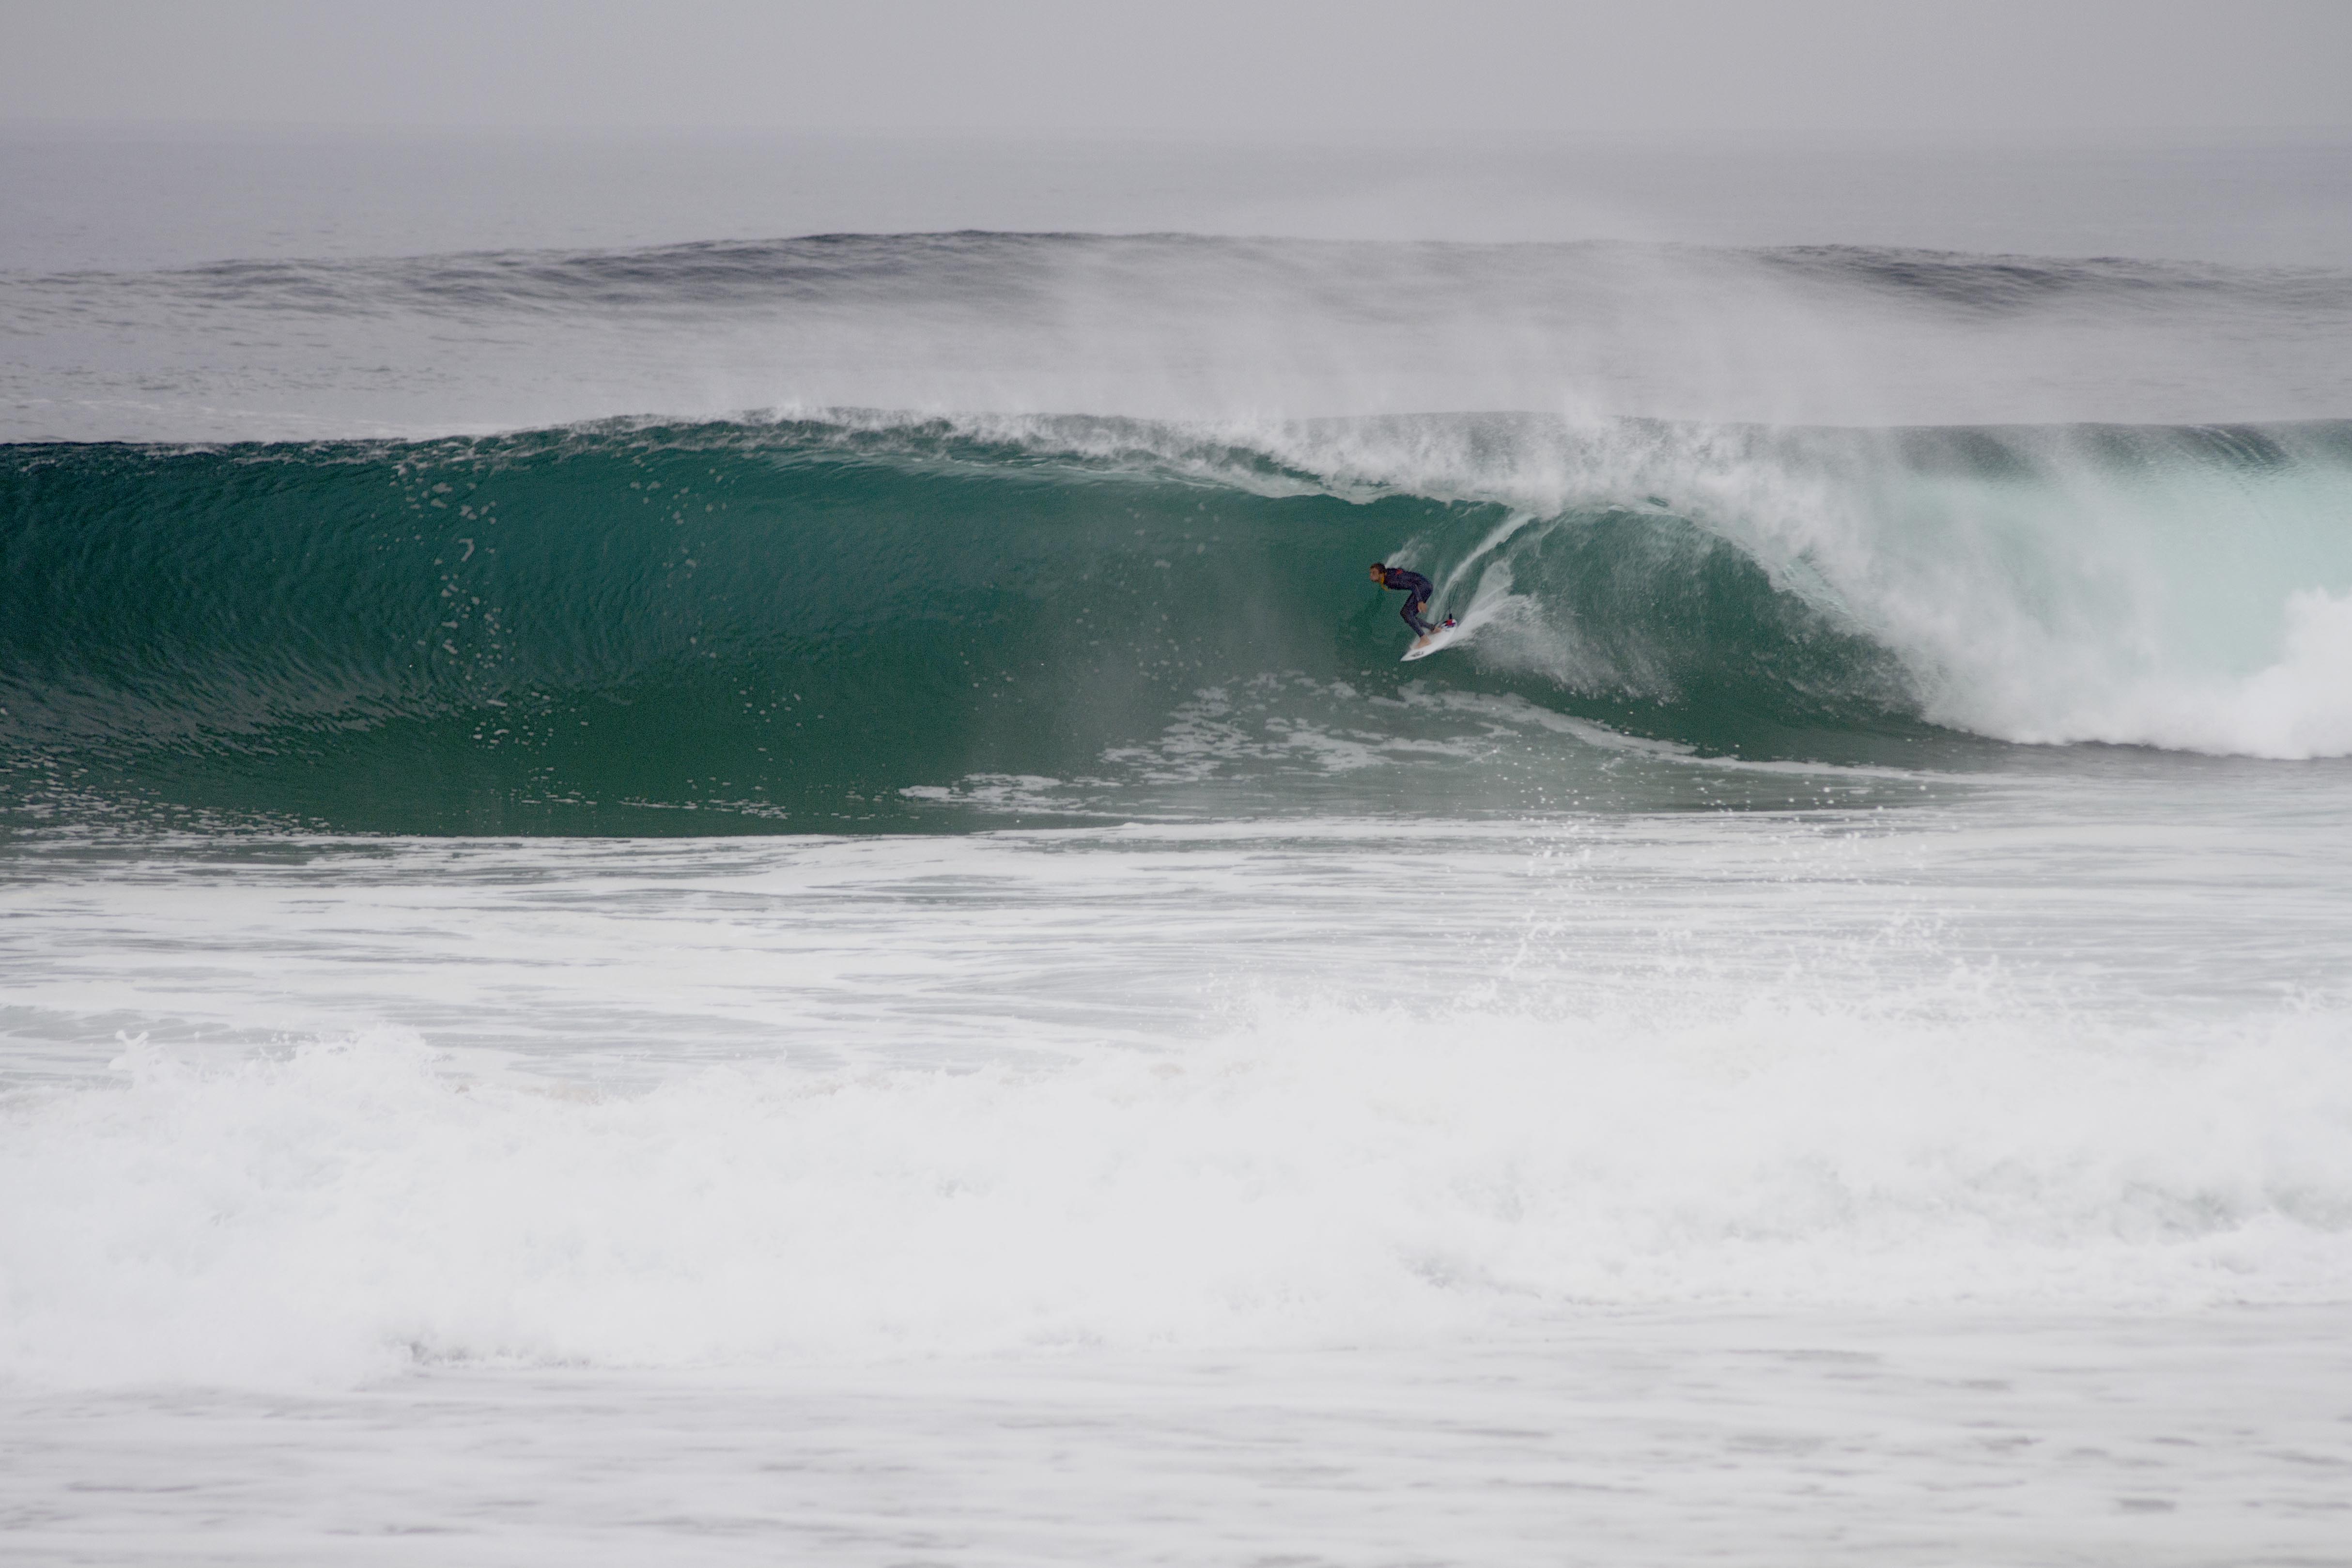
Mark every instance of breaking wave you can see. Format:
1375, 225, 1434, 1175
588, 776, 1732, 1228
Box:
4, 412, 2351, 832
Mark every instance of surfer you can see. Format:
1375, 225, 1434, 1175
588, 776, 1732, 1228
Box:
1369, 561, 1443, 637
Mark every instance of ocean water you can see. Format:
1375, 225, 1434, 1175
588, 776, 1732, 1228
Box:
5, 131, 2352, 1565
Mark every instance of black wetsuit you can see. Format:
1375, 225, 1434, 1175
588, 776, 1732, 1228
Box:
1376, 567, 1438, 636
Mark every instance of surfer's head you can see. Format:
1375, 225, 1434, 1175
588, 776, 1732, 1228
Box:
1368, 562, 1386, 581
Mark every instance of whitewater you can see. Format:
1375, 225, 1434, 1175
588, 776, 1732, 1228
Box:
5, 133, 2352, 1566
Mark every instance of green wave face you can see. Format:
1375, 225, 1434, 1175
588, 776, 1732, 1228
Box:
4, 416, 2348, 834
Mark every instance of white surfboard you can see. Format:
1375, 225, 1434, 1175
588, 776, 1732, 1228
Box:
1400, 623, 1464, 662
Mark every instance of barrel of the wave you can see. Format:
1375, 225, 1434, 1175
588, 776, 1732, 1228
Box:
0, 424, 1495, 831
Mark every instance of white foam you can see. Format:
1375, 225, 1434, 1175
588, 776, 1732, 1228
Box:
7, 995, 2351, 1391
8, 805, 2349, 1394
1931, 586, 2352, 759
1062, 414, 2352, 761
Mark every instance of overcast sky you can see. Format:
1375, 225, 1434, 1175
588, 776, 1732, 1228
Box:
5, 0, 2350, 140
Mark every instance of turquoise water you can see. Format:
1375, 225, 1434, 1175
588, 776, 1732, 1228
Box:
8, 414, 2350, 833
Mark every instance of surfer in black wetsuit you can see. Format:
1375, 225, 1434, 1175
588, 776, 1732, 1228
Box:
1370, 562, 1441, 637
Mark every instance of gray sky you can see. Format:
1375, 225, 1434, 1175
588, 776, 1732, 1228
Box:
5, 0, 2351, 140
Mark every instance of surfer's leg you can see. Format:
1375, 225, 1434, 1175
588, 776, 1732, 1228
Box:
1402, 598, 1435, 636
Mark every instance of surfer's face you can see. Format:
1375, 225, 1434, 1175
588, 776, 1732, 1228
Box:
1368, 566, 1383, 582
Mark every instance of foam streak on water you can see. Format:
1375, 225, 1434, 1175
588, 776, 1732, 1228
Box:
10, 1317, 2352, 1568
